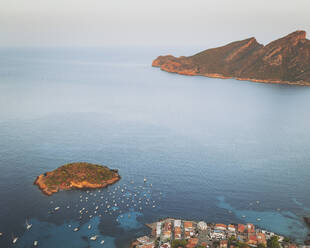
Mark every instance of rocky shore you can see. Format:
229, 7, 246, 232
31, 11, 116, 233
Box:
34, 162, 120, 196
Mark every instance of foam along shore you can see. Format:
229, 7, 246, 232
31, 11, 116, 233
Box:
34, 162, 120, 196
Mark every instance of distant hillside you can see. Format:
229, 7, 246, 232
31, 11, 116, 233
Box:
152, 31, 310, 85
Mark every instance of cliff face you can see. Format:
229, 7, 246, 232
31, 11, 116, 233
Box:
152, 31, 310, 85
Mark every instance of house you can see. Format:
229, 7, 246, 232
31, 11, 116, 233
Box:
220, 240, 228, 248
256, 233, 267, 245
162, 222, 172, 239
160, 243, 171, 248
246, 224, 255, 233
186, 238, 199, 248
156, 222, 162, 237
228, 224, 236, 232
238, 224, 245, 233
247, 235, 257, 246
184, 221, 193, 231
185, 231, 191, 239
174, 226, 182, 240
215, 224, 227, 231
174, 219, 181, 228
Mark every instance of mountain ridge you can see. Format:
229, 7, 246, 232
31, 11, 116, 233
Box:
152, 31, 310, 85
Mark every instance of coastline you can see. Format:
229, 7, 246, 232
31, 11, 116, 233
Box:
153, 64, 310, 87
34, 174, 120, 196
132, 217, 304, 248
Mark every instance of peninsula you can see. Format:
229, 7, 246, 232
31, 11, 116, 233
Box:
152, 31, 310, 86
34, 162, 120, 196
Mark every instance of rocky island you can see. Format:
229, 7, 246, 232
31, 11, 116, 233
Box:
34, 162, 120, 196
152, 30, 310, 86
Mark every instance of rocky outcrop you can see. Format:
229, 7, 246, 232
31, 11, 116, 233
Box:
152, 31, 310, 85
34, 162, 120, 196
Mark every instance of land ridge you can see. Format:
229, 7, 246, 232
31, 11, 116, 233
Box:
152, 31, 310, 86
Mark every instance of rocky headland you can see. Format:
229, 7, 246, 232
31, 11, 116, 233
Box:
34, 162, 120, 196
152, 31, 310, 85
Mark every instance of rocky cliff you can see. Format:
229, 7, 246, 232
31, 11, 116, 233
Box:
152, 31, 310, 85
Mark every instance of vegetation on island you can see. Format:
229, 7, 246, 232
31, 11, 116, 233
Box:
34, 162, 120, 195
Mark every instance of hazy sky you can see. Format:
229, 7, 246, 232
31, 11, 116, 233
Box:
0, 0, 309, 46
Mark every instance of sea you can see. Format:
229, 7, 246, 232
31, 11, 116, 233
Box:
0, 47, 310, 248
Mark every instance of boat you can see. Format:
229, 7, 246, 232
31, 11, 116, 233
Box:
90, 235, 97, 241
34, 240, 38, 246
144, 178, 147, 182
73, 228, 79, 232
26, 220, 32, 230
12, 236, 18, 244
0, 232, 3, 236
100, 240, 105, 244
257, 218, 261, 221
54, 207, 60, 211
88, 225, 91, 229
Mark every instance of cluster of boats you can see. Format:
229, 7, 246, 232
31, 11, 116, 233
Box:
1, 178, 162, 246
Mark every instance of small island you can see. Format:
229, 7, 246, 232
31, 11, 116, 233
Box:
34, 162, 120, 196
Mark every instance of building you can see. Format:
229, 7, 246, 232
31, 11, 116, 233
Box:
162, 222, 172, 240
174, 219, 181, 228
174, 226, 182, 240
228, 224, 236, 232
184, 221, 193, 231
186, 238, 199, 248
256, 233, 267, 246
238, 224, 245, 233
156, 222, 162, 237
247, 235, 257, 246
215, 224, 227, 231
197, 221, 208, 231
246, 224, 255, 233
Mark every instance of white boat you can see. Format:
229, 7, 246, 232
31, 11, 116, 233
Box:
100, 240, 105, 244
12, 237, 18, 244
90, 235, 97, 241
88, 225, 91, 229
54, 207, 60, 211
257, 218, 261, 221
143, 178, 147, 182
73, 228, 79, 232
0, 232, 3, 236
26, 220, 32, 230
34, 240, 38, 246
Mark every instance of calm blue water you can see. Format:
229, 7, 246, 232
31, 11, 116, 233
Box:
0, 47, 310, 247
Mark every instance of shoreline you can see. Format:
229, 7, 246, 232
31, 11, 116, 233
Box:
153, 65, 310, 87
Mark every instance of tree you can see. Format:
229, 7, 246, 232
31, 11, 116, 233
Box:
257, 243, 266, 248
267, 236, 280, 248
171, 239, 187, 248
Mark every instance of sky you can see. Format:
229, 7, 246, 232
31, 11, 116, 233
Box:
0, 0, 309, 47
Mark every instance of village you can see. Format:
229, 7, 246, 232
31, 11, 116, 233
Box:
131, 218, 307, 248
